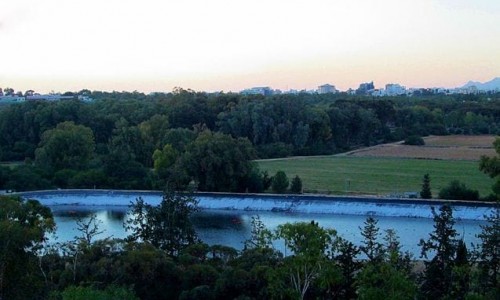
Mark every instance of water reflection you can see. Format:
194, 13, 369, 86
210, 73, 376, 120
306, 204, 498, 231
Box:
50, 206, 485, 255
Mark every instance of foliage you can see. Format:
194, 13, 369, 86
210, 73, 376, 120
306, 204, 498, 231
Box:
359, 216, 384, 262
1, 195, 498, 299
60, 285, 138, 300
0, 91, 499, 192
474, 206, 499, 296
271, 170, 289, 193
420, 173, 432, 199
356, 262, 417, 300
439, 180, 480, 200
290, 175, 303, 194
244, 215, 274, 250
35, 121, 95, 172
4, 164, 51, 191
0, 195, 55, 300
418, 205, 461, 299
404, 135, 425, 145
125, 192, 199, 256
273, 221, 338, 300
180, 131, 257, 192
479, 137, 500, 199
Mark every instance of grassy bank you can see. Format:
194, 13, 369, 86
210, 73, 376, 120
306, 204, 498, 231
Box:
257, 156, 494, 197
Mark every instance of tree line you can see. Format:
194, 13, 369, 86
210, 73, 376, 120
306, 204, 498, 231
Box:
0, 90, 498, 193
1, 192, 498, 299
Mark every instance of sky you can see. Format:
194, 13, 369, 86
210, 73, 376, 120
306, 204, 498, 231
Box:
1, 0, 499, 93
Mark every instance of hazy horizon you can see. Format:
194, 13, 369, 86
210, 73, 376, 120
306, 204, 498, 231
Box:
1, 0, 499, 94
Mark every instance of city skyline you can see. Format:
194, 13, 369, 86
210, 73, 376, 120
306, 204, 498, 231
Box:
1, 0, 499, 94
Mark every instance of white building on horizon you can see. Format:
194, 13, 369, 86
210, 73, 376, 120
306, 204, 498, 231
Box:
385, 83, 406, 96
317, 84, 338, 94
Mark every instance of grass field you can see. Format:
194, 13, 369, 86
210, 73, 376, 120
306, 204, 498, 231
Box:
257, 156, 495, 197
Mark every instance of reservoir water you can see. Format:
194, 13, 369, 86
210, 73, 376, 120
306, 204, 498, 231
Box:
22, 190, 493, 255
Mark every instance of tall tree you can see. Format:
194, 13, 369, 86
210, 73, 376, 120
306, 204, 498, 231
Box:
418, 205, 459, 299
0, 196, 55, 300
271, 170, 289, 194
290, 175, 303, 194
180, 131, 257, 192
479, 137, 500, 199
35, 121, 95, 172
420, 173, 432, 199
475, 206, 499, 297
359, 216, 384, 262
273, 221, 338, 300
125, 192, 199, 256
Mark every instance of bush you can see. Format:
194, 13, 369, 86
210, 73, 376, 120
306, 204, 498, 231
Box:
438, 180, 479, 200
290, 175, 303, 194
404, 135, 425, 146
271, 171, 289, 194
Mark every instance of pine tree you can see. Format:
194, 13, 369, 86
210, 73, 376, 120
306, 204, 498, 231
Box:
420, 173, 432, 199
359, 216, 384, 262
271, 171, 289, 194
290, 175, 303, 194
418, 205, 459, 299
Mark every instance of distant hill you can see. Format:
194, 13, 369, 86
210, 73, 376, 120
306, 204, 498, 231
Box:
462, 77, 500, 91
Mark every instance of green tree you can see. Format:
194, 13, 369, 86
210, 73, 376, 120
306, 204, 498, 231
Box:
474, 207, 499, 297
271, 170, 289, 194
421, 173, 432, 199
0, 196, 55, 300
272, 221, 338, 300
290, 175, 303, 194
438, 180, 479, 200
404, 135, 425, 145
35, 121, 95, 172
479, 137, 500, 199
356, 262, 417, 300
359, 216, 384, 262
180, 131, 257, 192
244, 215, 274, 250
60, 285, 138, 300
418, 205, 460, 299
4, 165, 51, 192
152, 144, 185, 189
125, 192, 199, 256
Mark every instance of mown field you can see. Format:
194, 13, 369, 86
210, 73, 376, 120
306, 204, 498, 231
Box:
345, 135, 496, 160
258, 135, 498, 197
257, 156, 494, 197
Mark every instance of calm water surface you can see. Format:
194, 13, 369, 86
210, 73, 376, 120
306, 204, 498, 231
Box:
50, 205, 485, 255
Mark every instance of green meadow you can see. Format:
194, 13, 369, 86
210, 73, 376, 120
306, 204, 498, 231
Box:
257, 156, 495, 197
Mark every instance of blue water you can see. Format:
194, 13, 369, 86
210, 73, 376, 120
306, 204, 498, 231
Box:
28, 190, 491, 256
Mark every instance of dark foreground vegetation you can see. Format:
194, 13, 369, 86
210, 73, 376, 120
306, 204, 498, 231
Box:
0, 90, 499, 195
0, 192, 498, 300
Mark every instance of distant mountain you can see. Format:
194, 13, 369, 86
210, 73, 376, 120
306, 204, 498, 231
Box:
461, 77, 500, 91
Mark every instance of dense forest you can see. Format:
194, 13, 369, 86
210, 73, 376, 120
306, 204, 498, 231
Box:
0, 89, 499, 192
1, 192, 498, 299
1, 91, 499, 299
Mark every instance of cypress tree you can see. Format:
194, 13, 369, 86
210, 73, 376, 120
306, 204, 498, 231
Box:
420, 173, 432, 199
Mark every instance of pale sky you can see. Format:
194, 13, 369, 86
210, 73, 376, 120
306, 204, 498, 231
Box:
1, 0, 499, 93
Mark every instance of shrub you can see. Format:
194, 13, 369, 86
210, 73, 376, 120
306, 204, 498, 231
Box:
290, 175, 303, 194
271, 171, 289, 194
404, 135, 425, 146
438, 180, 479, 200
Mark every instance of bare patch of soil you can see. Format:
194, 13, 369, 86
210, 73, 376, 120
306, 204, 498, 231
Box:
346, 135, 497, 160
